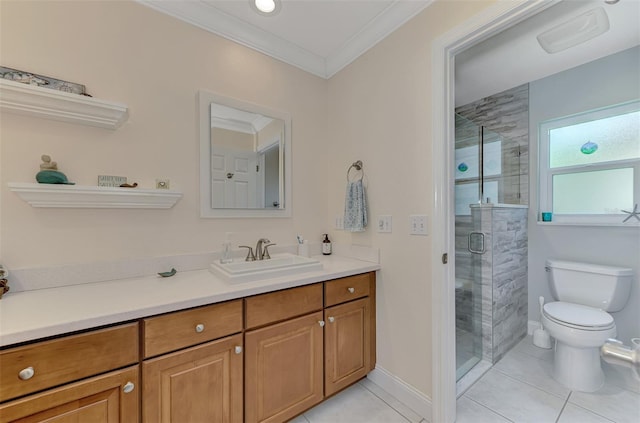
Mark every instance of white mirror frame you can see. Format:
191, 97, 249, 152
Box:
198, 90, 292, 218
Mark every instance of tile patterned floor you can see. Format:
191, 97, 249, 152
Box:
291, 336, 639, 423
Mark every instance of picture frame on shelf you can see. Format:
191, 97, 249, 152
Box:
0, 66, 87, 95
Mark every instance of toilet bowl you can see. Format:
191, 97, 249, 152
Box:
542, 301, 616, 391
543, 259, 633, 392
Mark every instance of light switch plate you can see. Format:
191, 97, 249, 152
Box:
377, 215, 392, 233
409, 214, 428, 235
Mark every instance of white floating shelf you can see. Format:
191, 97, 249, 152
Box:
8, 183, 182, 209
0, 79, 128, 129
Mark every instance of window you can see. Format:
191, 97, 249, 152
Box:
539, 100, 640, 225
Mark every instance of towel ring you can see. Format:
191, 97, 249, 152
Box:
347, 160, 364, 182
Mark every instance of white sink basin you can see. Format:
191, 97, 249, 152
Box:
209, 253, 323, 283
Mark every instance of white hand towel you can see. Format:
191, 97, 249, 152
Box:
344, 179, 368, 232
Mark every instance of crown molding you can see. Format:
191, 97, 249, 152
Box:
137, 0, 326, 77
136, 1, 432, 79
325, 0, 433, 77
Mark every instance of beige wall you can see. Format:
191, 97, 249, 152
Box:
0, 0, 327, 268
212, 127, 255, 151
327, 0, 494, 397
0, 0, 498, 404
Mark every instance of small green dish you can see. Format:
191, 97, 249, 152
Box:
158, 268, 177, 278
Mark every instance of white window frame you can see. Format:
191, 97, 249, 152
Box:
539, 100, 640, 226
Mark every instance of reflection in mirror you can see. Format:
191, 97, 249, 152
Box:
199, 91, 291, 218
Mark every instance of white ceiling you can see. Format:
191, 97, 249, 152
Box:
136, 0, 639, 94
455, 0, 640, 106
136, 0, 432, 79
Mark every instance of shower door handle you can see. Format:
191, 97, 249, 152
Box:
467, 232, 485, 254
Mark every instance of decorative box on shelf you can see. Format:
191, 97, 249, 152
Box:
0, 79, 128, 129
8, 183, 182, 209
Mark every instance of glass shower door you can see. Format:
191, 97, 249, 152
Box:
453, 114, 484, 381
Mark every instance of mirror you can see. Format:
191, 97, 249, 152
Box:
199, 90, 291, 218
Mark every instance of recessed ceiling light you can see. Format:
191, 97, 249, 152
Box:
250, 0, 281, 17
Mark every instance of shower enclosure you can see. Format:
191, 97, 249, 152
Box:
454, 111, 529, 381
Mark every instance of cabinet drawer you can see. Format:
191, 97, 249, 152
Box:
0, 323, 138, 403
325, 273, 372, 307
245, 283, 323, 329
0, 365, 140, 422
143, 300, 242, 358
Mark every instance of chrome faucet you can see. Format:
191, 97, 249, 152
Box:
255, 238, 270, 260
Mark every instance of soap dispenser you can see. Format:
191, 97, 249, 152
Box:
322, 234, 332, 255
220, 232, 233, 264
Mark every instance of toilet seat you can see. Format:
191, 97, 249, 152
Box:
543, 301, 615, 331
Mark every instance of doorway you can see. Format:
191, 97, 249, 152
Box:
430, 1, 553, 422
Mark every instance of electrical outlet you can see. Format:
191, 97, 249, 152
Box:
335, 215, 344, 230
377, 215, 392, 233
409, 214, 428, 235
156, 179, 170, 190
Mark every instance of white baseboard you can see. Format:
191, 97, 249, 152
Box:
367, 366, 432, 421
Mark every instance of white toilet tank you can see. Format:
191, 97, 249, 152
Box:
546, 259, 633, 312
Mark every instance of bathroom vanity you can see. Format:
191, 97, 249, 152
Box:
0, 256, 378, 422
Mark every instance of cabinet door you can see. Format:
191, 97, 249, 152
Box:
245, 311, 324, 423
142, 334, 243, 423
325, 298, 371, 396
0, 366, 139, 423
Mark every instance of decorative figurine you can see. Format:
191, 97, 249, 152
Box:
0, 264, 8, 299
35, 154, 75, 185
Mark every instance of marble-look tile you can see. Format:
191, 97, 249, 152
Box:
457, 397, 512, 423
466, 369, 565, 423
557, 404, 615, 423
603, 362, 640, 394
304, 383, 409, 423
512, 335, 554, 362
568, 382, 640, 423
289, 414, 310, 423
359, 379, 423, 423
493, 350, 570, 399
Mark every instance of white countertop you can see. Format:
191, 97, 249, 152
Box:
0, 254, 379, 347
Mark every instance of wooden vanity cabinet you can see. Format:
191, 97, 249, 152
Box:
0, 366, 139, 423
324, 297, 371, 396
244, 284, 324, 423
324, 272, 375, 397
141, 300, 244, 423
0, 271, 376, 423
142, 334, 243, 423
0, 323, 140, 423
244, 273, 376, 422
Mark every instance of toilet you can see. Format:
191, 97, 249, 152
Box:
542, 259, 633, 392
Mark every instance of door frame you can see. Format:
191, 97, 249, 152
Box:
429, 1, 555, 421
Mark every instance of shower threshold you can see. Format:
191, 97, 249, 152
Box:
456, 359, 492, 397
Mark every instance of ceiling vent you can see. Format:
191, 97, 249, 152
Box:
537, 7, 610, 54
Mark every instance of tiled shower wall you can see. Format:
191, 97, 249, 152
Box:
455, 84, 530, 364
455, 84, 529, 205
472, 204, 528, 363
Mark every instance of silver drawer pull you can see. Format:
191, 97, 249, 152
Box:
318, 320, 325, 327
195, 324, 205, 333
18, 367, 34, 381
347, 287, 355, 293
328, 316, 335, 323
123, 381, 135, 394
234, 346, 243, 354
